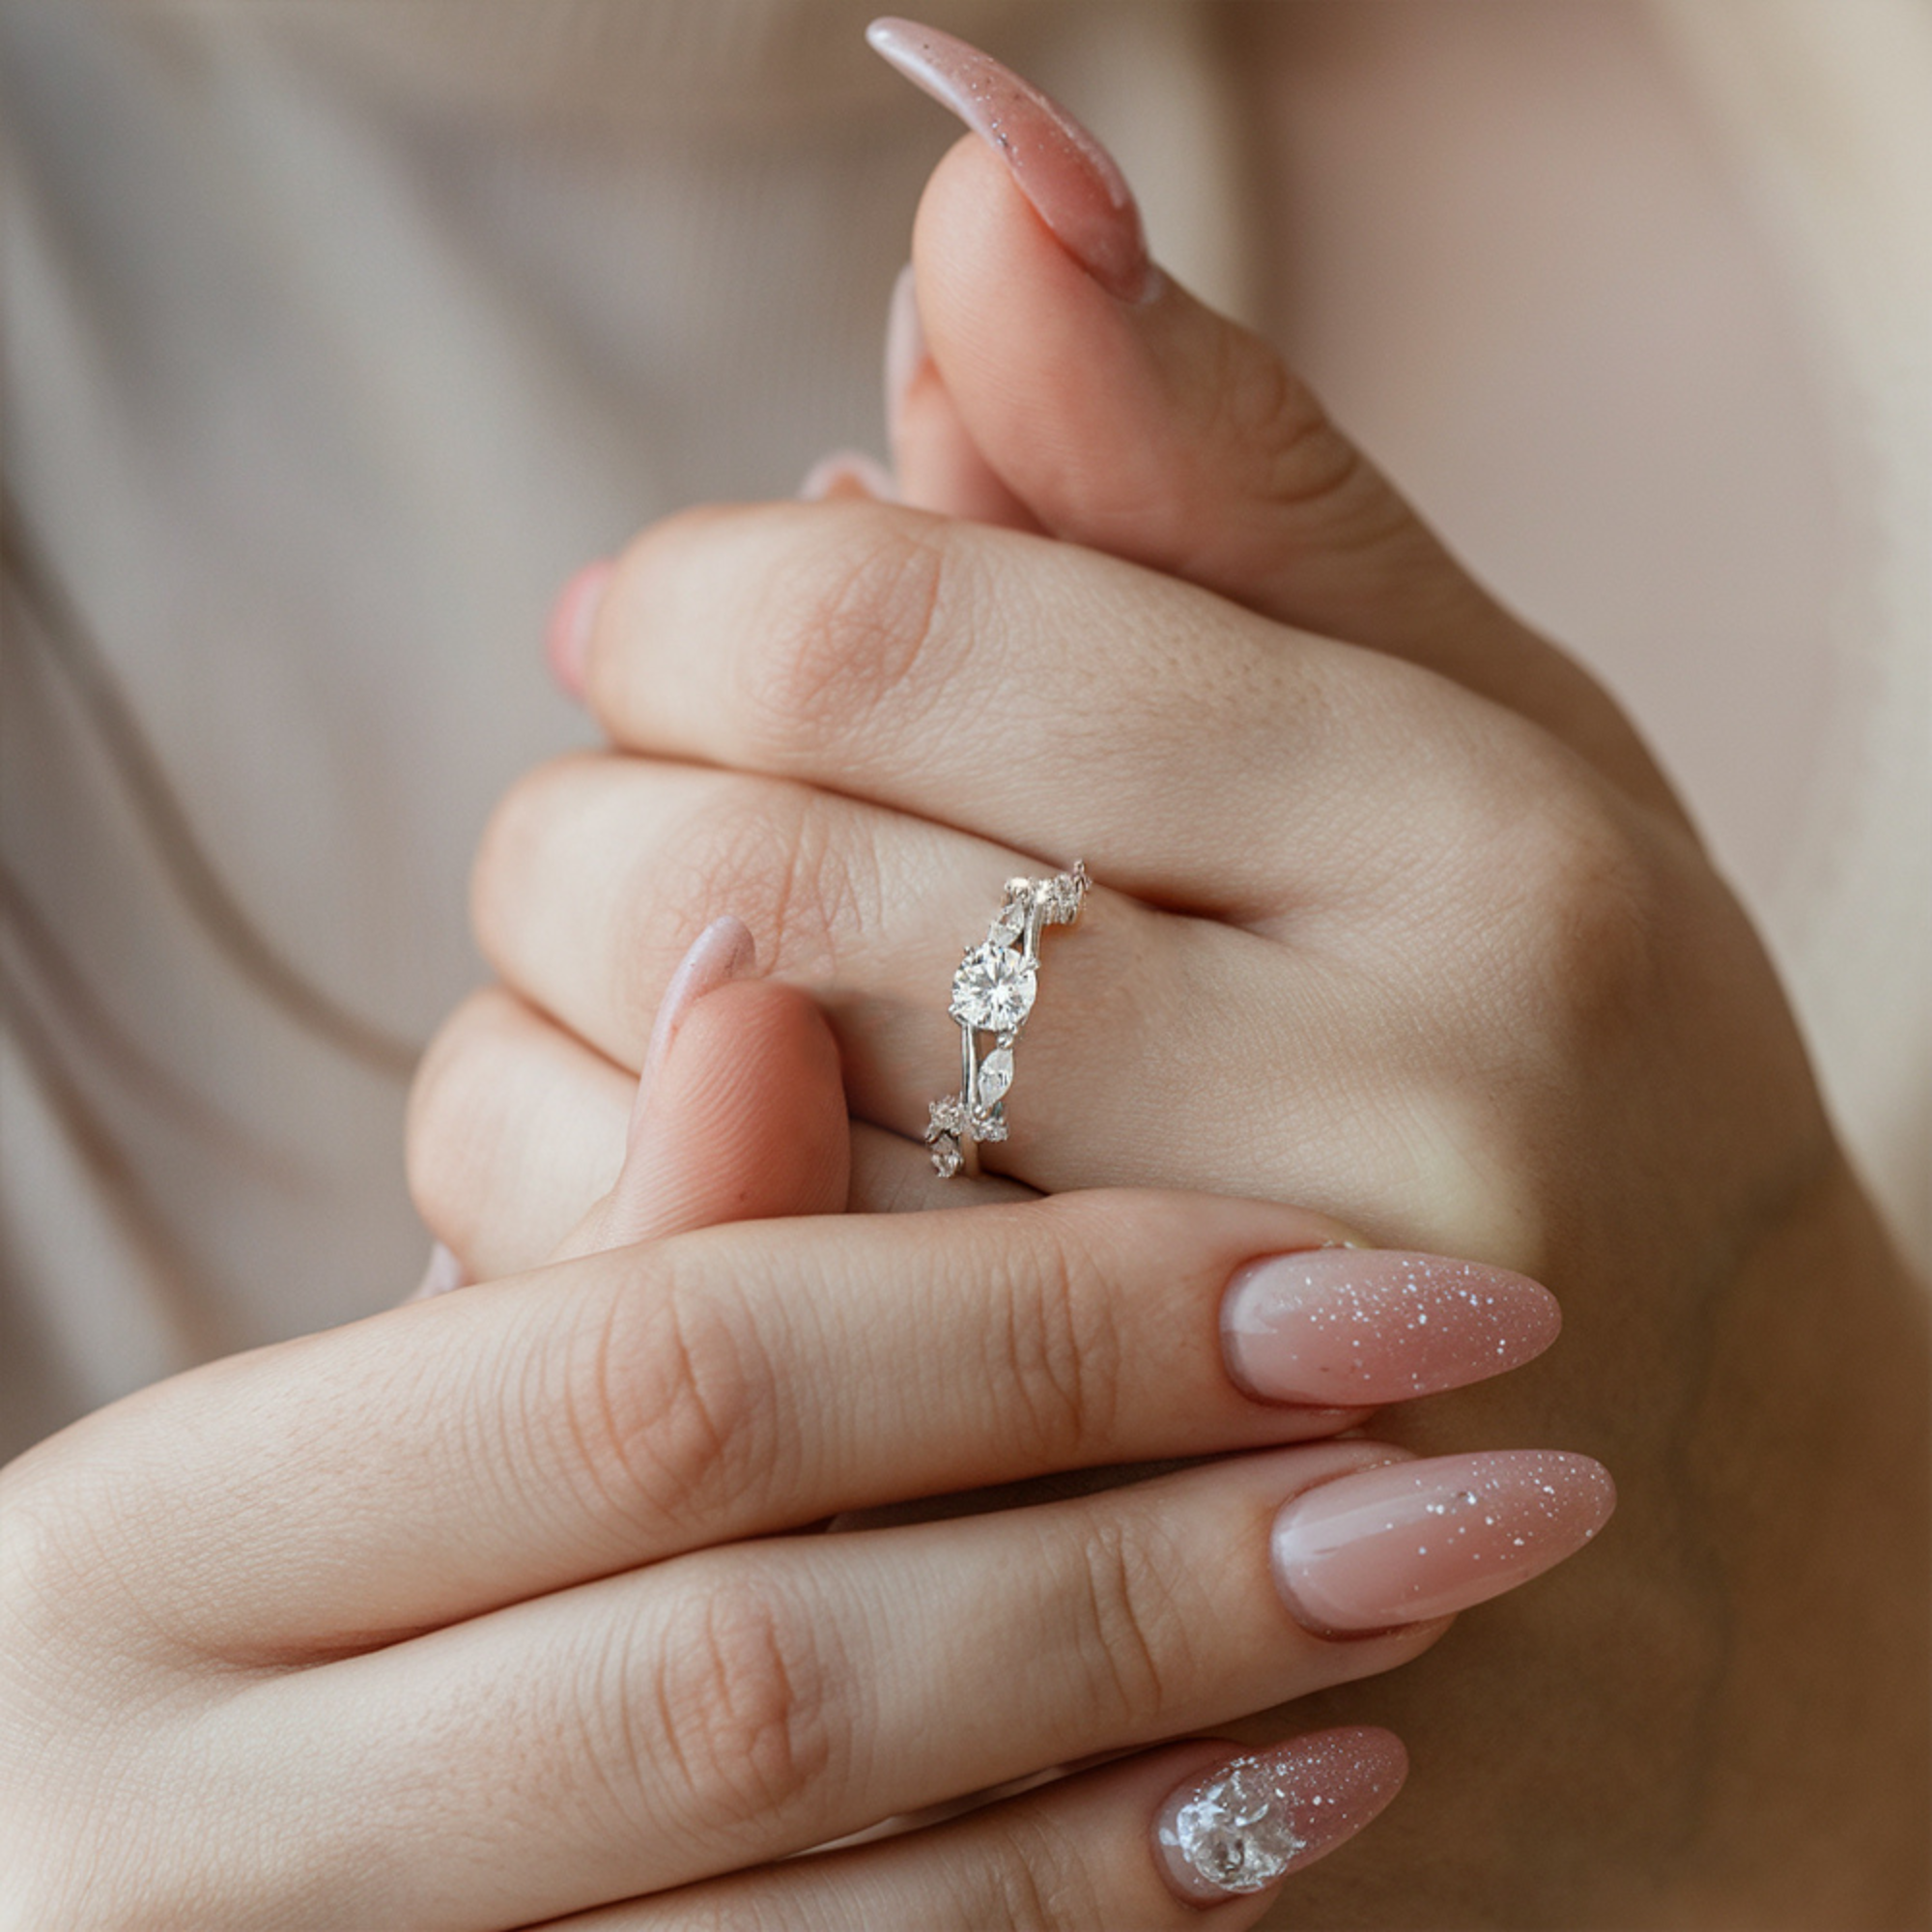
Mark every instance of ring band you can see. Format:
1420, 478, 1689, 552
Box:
926, 861, 1090, 1178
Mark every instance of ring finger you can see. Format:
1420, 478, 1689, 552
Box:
552, 1728, 1407, 1928
474, 754, 1368, 1202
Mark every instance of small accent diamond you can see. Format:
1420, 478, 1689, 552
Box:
976, 1047, 1014, 1108
1167, 1757, 1306, 1893
926, 1095, 966, 1138
968, 1106, 1007, 1143
928, 1132, 962, 1179
950, 943, 1037, 1032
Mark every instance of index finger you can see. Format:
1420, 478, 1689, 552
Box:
8, 1191, 1557, 1662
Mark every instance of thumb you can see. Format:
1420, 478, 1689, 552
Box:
553, 918, 850, 1260
868, 20, 1678, 817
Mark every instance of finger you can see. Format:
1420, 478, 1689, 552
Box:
548, 1728, 1406, 1928
409, 985, 632, 1272
278, 1441, 1602, 1917
884, 259, 1040, 528
472, 755, 1353, 1196
869, 25, 1679, 819
554, 971, 850, 1261
409, 992, 1021, 1281
23, 1189, 1560, 1657
583, 501, 1494, 918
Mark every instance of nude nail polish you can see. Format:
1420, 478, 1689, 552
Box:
866, 18, 1157, 302
798, 449, 898, 502
1222, 1250, 1561, 1407
544, 559, 613, 699
1153, 1726, 1407, 1902
884, 260, 926, 439
633, 917, 757, 1134
405, 1240, 467, 1303
1271, 1450, 1616, 1636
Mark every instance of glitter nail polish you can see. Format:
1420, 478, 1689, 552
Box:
1153, 1726, 1407, 1902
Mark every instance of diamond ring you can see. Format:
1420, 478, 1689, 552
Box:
925, 861, 1090, 1178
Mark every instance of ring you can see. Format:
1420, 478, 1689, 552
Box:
925, 861, 1091, 1178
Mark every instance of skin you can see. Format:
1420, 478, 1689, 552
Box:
410, 138, 1930, 1922
0, 1010, 1496, 1925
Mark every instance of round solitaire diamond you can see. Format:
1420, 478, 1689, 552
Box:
950, 944, 1037, 1032
1167, 1759, 1307, 1893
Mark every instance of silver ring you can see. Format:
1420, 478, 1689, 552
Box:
925, 861, 1091, 1178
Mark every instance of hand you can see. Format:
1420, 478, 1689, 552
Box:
410, 32, 1929, 1922
0, 947, 1605, 1925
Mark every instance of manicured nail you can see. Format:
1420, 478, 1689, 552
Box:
633, 917, 757, 1136
544, 559, 614, 699
798, 448, 898, 502
866, 18, 1157, 302
884, 260, 926, 439
1271, 1450, 1615, 1636
405, 1240, 468, 1303
1223, 1250, 1561, 1407
1154, 1726, 1407, 1903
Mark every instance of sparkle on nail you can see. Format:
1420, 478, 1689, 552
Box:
1165, 1756, 1308, 1892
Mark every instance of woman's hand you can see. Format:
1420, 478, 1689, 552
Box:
410, 39, 1928, 1921
0, 962, 1602, 1929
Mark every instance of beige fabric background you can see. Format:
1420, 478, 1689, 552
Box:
1, 0, 1924, 1461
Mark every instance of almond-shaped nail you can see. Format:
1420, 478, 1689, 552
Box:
404, 1239, 468, 1304
866, 17, 1156, 302
544, 559, 614, 699
633, 916, 757, 1135
884, 260, 926, 440
1154, 1726, 1407, 1903
1223, 1250, 1561, 1406
1272, 1450, 1615, 1635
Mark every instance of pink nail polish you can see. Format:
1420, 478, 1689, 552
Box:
544, 559, 614, 699
1154, 1726, 1407, 1902
1271, 1450, 1615, 1636
866, 18, 1157, 303
798, 449, 899, 502
884, 260, 926, 439
632, 916, 758, 1136
1222, 1250, 1561, 1407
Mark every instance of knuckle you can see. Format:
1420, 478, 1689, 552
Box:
403, 989, 516, 1236
737, 511, 955, 760
641, 1574, 840, 1839
549, 1257, 782, 1552
1224, 343, 1393, 538
988, 1222, 1123, 1466
626, 777, 882, 983
973, 1811, 1113, 1932
469, 752, 600, 964
1065, 1511, 1192, 1735
1480, 777, 1663, 1029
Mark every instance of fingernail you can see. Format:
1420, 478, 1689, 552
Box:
1223, 1250, 1561, 1407
405, 1240, 468, 1303
866, 18, 1157, 303
798, 448, 899, 502
633, 916, 757, 1137
1271, 1450, 1616, 1636
884, 260, 926, 439
1154, 1726, 1407, 1903
544, 559, 614, 699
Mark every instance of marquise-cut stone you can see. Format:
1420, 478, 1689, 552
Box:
1167, 1758, 1307, 1893
950, 943, 1037, 1032
928, 1133, 962, 1179
976, 1047, 1014, 1107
